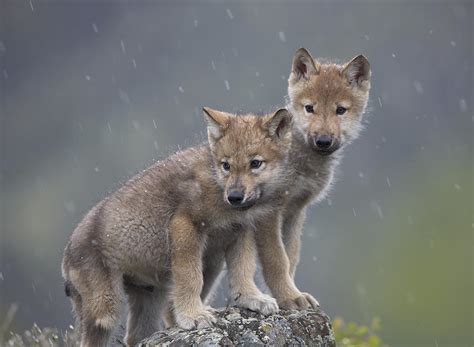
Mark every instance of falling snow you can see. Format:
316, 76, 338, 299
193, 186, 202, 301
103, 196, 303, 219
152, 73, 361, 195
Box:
278, 31, 286, 42
450, 40, 456, 47
92, 23, 98, 33
459, 98, 467, 112
224, 80, 230, 90
371, 201, 384, 220
454, 184, 461, 191
413, 80, 424, 94
364, 34, 370, 41
178, 86, 184, 93
226, 8, 234, 19
153, 119, 157, 129
29, 0, 34, 11
120, 40, 126, 53
118, 88, 131, 104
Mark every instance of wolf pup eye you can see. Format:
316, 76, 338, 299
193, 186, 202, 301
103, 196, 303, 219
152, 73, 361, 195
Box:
222, 162, 230, 171
250, 159, 263, 169
304, 105, 314, 113
336, 106, 347, 115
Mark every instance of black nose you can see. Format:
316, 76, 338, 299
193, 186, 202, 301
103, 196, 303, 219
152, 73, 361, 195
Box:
315, 135, 333, 149
227, 191, 244, 205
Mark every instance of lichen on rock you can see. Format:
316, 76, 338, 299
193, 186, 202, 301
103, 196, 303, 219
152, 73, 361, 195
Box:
140, 306, 335, 346
5, 306, 335, 346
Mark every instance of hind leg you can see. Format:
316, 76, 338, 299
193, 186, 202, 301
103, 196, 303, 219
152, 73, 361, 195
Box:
124, 283, 167, 346
66, 289, 84, 345
78, 273, 125, 347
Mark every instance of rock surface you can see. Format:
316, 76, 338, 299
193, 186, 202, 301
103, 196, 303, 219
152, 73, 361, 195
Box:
140, 306, 335, 346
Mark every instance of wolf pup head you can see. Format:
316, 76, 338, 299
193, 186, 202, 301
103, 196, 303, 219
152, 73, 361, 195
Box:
288, 48, 371, 155
203, 107, 293, 210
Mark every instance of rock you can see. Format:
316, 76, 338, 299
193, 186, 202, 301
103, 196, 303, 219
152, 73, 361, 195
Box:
140, 306, 335, 346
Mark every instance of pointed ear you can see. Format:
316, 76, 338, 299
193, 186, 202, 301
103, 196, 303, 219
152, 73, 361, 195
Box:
264, 108, 293, 140
291, 48, 319, 81
343, 55, 371, 87
203, 107, 230, 141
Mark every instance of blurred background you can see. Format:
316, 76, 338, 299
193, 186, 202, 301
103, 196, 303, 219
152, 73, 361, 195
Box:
1, 1, 472, 346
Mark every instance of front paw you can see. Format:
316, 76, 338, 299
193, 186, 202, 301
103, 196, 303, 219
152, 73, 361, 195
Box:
175, 306, 217, 330
279, 292, 319, 310
236, 293, 279, 315
301, 292, 319, 308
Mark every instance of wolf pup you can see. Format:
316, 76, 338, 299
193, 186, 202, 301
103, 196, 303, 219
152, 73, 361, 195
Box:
254, 48, 371, 310
62, 108, 292, 346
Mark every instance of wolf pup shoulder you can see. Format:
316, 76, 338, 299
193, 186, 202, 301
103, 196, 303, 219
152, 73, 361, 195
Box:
62, 108, 293, 346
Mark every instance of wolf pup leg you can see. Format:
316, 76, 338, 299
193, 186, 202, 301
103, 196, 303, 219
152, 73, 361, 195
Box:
169, 211, 216, 329
226, 230, 278, 315
123, 282, 168, 346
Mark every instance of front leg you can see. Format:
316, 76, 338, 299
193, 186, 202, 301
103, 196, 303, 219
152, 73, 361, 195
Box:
281, 206, 307, 279
256, 213, 315, 310
169, 212, 216, 329
282, 206, 319, 308
226, 230, 278, 315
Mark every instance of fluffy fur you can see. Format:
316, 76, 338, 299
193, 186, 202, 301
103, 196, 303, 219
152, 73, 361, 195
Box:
264, 48, 371, 306
62, 108, 293, 347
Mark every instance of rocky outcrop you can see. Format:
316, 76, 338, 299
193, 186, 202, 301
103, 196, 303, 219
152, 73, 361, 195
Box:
140, 306, 335, 346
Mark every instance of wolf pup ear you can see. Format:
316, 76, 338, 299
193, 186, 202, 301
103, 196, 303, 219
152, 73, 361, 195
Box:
264, 108, 293, 140
203, 107, 230, 142
291, 48, 319, 81
343, 55, 371, 87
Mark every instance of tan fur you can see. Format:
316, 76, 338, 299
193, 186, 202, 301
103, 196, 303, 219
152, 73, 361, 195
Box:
254, 49, 371, 310
285, 48, 370, 302
61, 108, 292, 346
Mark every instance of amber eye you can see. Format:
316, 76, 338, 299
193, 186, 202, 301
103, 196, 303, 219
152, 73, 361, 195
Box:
305, 105, 314, 113
222, 162, 230, 171
250, 159, 262, 169
336, 106, 347, 115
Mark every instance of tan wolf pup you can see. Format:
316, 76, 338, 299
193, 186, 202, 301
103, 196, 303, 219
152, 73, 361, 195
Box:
61, 108, 293, 346
252, 48, 371, 310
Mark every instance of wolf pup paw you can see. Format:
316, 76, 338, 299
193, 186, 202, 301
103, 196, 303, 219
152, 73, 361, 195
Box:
301, 292, 320, 308
175, 307, 217, 330
279, 293, 318, 310
236, 293, 279, 315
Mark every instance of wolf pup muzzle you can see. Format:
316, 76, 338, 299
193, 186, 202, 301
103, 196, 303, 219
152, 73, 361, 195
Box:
311, 135, 340, 155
